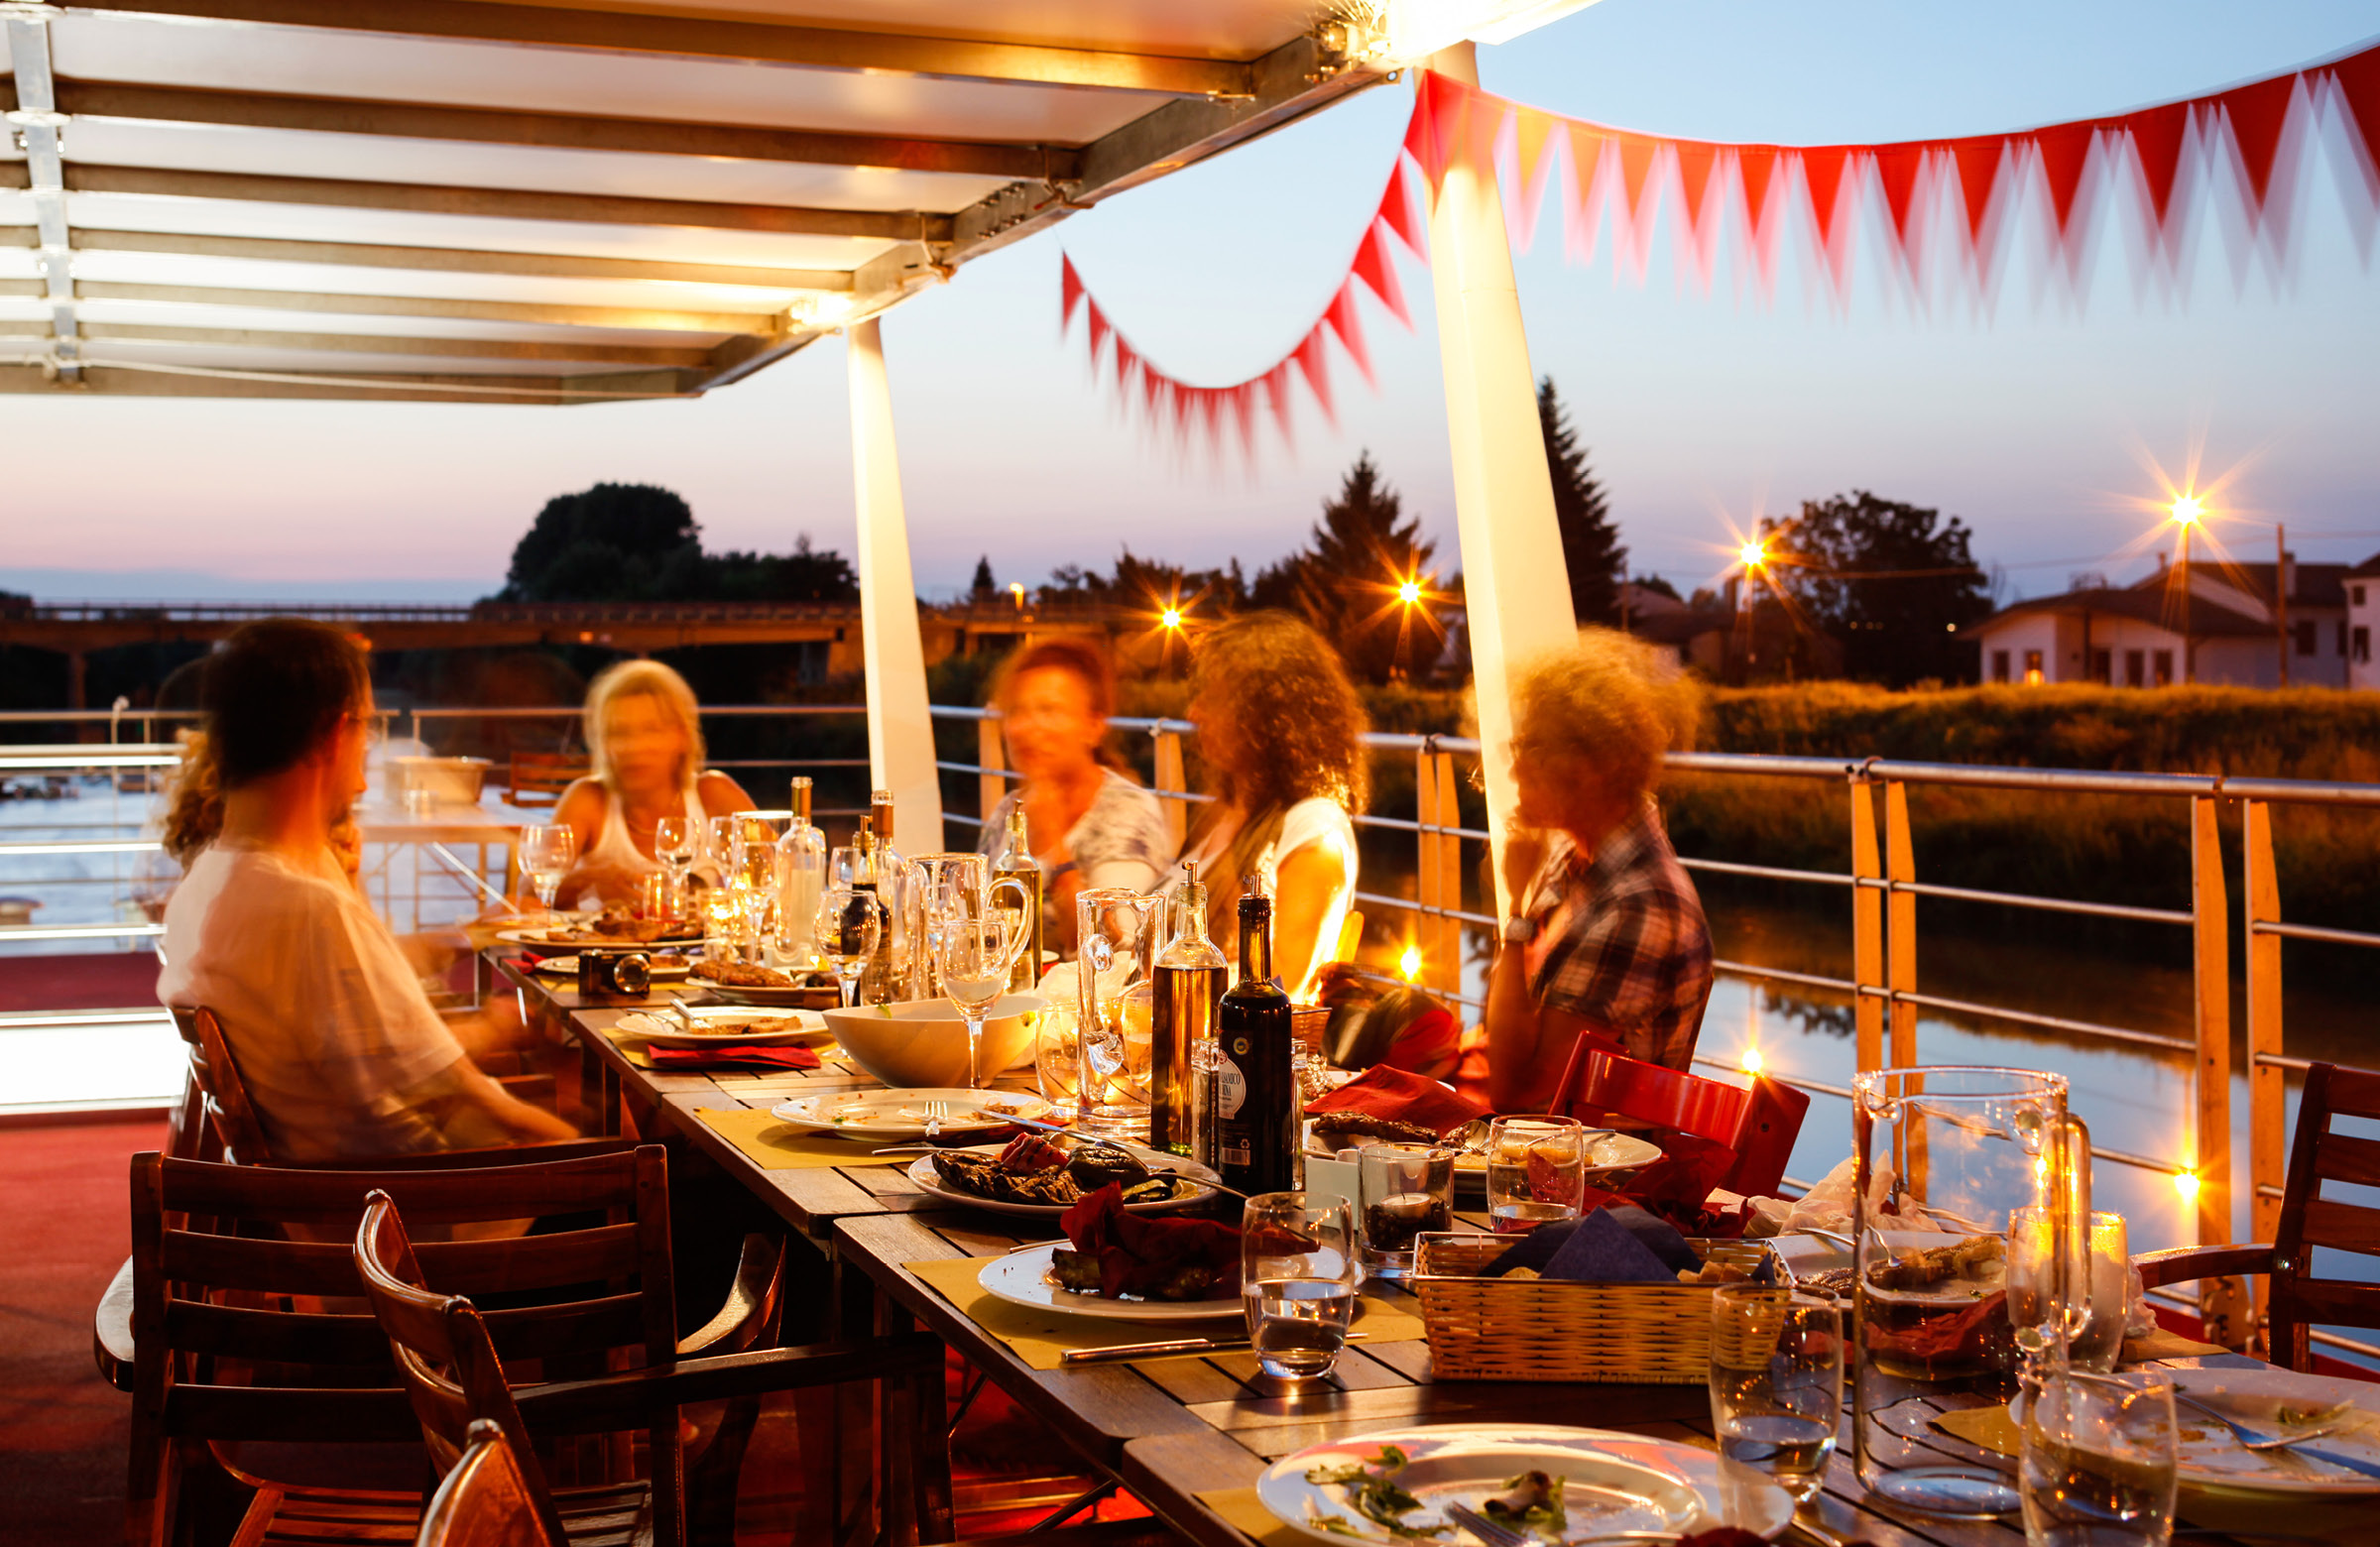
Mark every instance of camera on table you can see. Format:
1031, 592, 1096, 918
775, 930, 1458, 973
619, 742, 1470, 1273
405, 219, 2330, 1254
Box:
576, 947, 652, 1000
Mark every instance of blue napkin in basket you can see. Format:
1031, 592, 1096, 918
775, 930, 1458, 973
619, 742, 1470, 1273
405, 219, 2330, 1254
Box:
1480, 1206, 1701, 1282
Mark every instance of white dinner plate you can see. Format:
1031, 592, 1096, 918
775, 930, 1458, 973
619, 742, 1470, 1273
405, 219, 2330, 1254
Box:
498, 925, 704, 948
1257, 1424, 1793, 1545
975, 1241, 1244, 1323
613, 1007, 830, 1050
770, 1089, 1049, 1144
1445, 1130, 1664, 1180
2013, 1368, 2380, 1497
531, 955, 692, 980
903, 1144, 1216, 1218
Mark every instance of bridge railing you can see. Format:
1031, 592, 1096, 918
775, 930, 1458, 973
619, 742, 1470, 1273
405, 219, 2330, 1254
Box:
932, 703, 2380, 1363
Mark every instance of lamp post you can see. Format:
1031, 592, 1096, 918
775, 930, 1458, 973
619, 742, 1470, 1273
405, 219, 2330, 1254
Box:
2171, 495, 2202, 685
1735, 537, 1767, 680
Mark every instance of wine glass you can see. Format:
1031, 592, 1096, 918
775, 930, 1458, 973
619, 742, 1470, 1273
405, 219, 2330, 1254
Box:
654, 814, 696, 914
519, 823, 576, 928
935, 903, 1029, 1088
816, 886, 880, 1010
704, 814, 742, 886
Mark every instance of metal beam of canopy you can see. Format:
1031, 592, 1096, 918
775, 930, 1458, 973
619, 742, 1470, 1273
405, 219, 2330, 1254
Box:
59, 0, 1255, 98
0, 361, 687, 402
15, 80, 1087, 181
60, 230, 856, 292
20, 321, 715, 367
64, 281, 777, 336
6, 12, 80, 380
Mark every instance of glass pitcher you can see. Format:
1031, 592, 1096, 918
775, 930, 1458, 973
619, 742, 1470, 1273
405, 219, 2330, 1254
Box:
903, 853, 1029, 1002
1073, 888, 1163, 1138
1852, 1066, 2092, 1517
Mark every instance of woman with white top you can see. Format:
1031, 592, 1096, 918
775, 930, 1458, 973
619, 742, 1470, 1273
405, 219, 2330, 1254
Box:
550, 659, 755, 908
1171, 612, 1367, 1001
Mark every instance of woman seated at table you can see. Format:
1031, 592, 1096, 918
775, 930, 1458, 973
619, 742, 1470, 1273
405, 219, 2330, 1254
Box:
1466, 629, 1713, 1113
977, 637, 1172, 952
548, 659, 755, 908
1167, 612, 1366, 1002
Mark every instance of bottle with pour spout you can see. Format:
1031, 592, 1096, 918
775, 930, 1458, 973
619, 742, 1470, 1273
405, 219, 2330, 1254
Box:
1150, 862, 1227, 1157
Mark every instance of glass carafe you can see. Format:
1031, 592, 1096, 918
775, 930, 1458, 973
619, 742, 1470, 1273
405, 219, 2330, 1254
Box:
1852, 1066, 2092, 1517
774, 777, 826, 969
1073, 888, 1163, 1138
903, 853, 1027, 1002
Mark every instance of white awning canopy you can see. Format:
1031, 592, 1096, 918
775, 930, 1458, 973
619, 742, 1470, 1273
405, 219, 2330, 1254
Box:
0, 0, 1391, 402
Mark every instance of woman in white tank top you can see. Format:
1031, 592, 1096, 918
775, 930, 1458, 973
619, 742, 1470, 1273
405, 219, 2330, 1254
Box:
548, 661, 755, 908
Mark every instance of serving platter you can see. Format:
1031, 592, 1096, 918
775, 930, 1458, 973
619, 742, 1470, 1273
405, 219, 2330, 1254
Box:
976, 1241, 1243, 1323
770, 1089, 1048, 1144
903, 1144, 1215, 1218
613, 1007, 831, 1050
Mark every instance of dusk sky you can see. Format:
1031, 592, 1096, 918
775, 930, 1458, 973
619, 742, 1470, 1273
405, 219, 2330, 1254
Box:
6, 0, 2379, 606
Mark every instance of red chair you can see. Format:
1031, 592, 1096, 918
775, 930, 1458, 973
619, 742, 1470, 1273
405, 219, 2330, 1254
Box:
1548, 1039, 1810, 1199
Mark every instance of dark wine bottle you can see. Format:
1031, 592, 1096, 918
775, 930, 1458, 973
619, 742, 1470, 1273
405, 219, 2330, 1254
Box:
1151, 862, 1227, 1156
1214, 892, 1295, 1196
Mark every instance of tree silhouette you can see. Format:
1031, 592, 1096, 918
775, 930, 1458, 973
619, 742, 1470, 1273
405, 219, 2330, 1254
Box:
1260, 452, 1437, 682
500, 483, 855, 604
970, 554, 997, 601
1538, 378, 1626, 626
1760, 491, 1990, 685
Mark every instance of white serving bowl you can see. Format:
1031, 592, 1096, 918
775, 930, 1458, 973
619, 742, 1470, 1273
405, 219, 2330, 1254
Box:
820, 994, 1049, 1090
388, 755, 491, 805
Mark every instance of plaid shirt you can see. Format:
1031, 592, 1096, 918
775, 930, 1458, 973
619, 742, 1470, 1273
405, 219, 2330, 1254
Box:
1517, 804, 1714, 1072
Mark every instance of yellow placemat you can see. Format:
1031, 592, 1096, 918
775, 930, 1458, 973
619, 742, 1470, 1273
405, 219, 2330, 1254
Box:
600, 1025, 665, 1070
1933, 1402, 2019, 1457
693, 1105, 906, 1170
2125, 1328, 2230, 1362
1195, 1488, 1308, 1547
903, 1253, 1426, 1371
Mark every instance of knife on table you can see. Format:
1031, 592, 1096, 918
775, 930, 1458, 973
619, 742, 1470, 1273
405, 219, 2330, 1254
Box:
1060, 1333, 1368, 1365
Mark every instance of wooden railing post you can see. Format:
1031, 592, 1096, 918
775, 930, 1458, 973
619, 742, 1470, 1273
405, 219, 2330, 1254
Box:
2243, 798, 2285, 1339
976, 715, 1006, 829
1849, 774, 1885, 1075
2193, 792, 2250, 1348
1151, 728, 1188, 857
1884, 780, 1918, 1069
1415, 744, 1464, 1000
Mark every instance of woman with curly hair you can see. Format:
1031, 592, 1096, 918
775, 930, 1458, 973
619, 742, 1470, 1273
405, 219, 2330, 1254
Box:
1168, 612, 1368, 1000
1469, 628, 1712, 1110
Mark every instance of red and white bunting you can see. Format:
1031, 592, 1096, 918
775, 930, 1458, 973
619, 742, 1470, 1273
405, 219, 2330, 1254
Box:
1065, 38, 2380, 459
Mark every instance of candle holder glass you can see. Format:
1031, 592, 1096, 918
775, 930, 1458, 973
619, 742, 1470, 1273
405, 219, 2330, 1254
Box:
1356, 1142, 1455, 1279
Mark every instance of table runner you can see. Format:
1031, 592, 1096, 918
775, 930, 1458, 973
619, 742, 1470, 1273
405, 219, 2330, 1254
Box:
692, 1106, 907, 1170
902, 1253, 1426, 1371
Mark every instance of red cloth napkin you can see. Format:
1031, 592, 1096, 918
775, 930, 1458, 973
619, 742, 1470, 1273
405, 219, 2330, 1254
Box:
1059, 1184, 1242, 1301
643, 1044, 822, 1071
1304, 1063, 1488, 1137
1576, 1130, 1745, 1238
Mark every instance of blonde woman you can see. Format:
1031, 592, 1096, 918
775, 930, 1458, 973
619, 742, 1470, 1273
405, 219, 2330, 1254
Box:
550, 660, 755, 907
1473, 628, 1712, 1112
1168, 612, 1368, 1001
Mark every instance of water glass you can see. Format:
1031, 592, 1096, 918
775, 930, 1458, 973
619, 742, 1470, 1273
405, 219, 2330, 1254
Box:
816, 886, 880, 1009
1709, 1285, 1844, 1505
1485, 1115, 1587, 1234
628, 871, 670, 921
520, 823, 576, 926
1241, 1191, 1360, 1381
2019, 1371, 2178, 1547
1356, 1142, 1455, 1278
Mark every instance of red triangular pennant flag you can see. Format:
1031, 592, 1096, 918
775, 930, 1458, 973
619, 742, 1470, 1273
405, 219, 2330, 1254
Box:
1513, 108, 1559, 199
1350, 221, 1411, 328
2034, 123, 2095, 240
1947, 135, 2005, 245
1614, 132, 1661, 228
1874, 143, 1927, 257
1324, 280, 1374, 386
2331, 47, 2380, 181
1463, 92, 1508, 182
1292, 327, 1336, 424
1112, 333, 1138, 394
1737, 145, 1779, 221
1566, 126, 1608, 252
1084, 298, 1110, 365
2123, 102, 2191, 227
1675, 139, 1720, 222
1800, 146, 1852, 252
1262, 362, 1295, 446
2218, 72, 2299, 206
1377, 157, 1426, 255
1417, 69, 1469, 195
1060, 254, 1085, 329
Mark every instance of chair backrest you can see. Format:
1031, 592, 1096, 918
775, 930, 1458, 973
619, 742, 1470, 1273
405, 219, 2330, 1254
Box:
416, 1419, 561, 1547
508, 751, 589, 807
167, 1005, 277, 1163
359, 1198, 573, 1547
1549, 1041, 1811, 1199
2267, 1062, 2380, 1369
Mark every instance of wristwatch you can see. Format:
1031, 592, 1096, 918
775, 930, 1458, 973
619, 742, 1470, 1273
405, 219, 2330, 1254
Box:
1499, 915, 1539, 945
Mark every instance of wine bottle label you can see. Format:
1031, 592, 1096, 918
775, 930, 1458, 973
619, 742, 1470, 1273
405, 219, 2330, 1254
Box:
1215, 1054, 1247, 1119
1219, 1130, 1251, 1167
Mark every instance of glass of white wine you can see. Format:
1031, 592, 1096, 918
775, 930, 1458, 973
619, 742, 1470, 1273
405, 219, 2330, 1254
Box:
815, 887, 880, 1010
653, 814, 696, 914
1709, 1284, 1844, 1505
519, 823, 576, 929
934, 897, 1029, 1088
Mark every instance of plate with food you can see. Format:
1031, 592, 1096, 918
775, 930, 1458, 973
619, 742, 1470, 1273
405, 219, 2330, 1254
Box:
907, 1133, 1214, 1217
770, 1089, 1048, 1144
2009, 1368, 2380, 1497
532, 952, 693, 980
498, 912, 702, 948
688, 959, 836, 1007
977, 1240, 1245, 1323
1257, 1425, 1792, 1544
613, 1006, 831, 1050
1306, 1117, 1662, 1188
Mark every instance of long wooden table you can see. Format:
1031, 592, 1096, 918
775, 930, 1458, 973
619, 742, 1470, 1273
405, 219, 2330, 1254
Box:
504, 954, 2310, 1547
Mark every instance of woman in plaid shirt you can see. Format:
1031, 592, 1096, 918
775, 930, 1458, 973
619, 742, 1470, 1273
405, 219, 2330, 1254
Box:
1468, 630, 1713, 1113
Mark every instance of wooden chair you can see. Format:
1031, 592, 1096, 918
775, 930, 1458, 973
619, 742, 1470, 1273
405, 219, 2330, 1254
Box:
508, 752, 589, 809
417, 1420, 559, 1547
109, 1145, 795, 1547
2137, 1060, 2380, 1366
356, 1187, 955, 1547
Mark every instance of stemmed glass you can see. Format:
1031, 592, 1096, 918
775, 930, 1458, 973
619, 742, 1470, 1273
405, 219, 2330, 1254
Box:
934, 898, 1030, 1088
704, 814, 742, 889
815, 886, 880, 1010
653, 815, 696, 915
519, 823, 576, 928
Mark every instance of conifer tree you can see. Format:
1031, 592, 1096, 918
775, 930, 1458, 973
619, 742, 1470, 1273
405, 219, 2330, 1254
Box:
1537, 377, 1626, 625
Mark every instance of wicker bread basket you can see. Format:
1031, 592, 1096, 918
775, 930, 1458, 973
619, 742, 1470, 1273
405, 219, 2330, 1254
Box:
1409, 1232, 1771, 1384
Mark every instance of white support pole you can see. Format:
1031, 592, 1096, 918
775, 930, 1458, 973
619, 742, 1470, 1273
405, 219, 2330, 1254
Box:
1425, 43, 1577, 915
846, 317, 944, 846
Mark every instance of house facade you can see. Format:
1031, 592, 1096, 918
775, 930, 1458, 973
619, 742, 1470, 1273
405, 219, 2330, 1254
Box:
1967, 558, 2364, 689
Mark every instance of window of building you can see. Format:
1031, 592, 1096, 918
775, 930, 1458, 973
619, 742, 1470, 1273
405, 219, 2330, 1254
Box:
2153, 650, 2174, 686
2125, 650, 2145, 686
2357, 627, 2372, 664
2297, 619, 2319, 656
2023, 649, 2044, 685
2088, 648, 2111, 683
1991, 650, 2009, 683
2355, 585, 2368, 607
